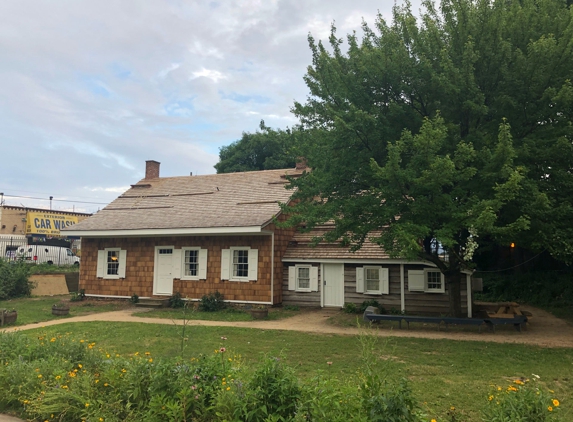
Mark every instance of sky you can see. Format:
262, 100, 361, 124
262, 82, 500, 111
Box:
0, 0, 420, 214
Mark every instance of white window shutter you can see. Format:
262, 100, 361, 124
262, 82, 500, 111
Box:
356, 267, 364, 293
248, 249, 258, 281
96, 250, 105, 278
172, 249, 182, 279
310, 266, 319, 292
118, 249, 127, 279
381, 268, 389, 294
198, 248, 208, 280
221, 249, 230, 280
408, 270, 425, 291
288, 266, 296, 290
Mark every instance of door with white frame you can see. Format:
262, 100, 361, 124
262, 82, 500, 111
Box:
154, 246, 174, 295
322, 263, 344, 307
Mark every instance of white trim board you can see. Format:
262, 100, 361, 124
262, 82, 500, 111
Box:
64, 226, 264, 237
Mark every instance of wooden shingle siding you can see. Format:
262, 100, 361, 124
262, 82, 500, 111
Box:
343, 264, 402, 312
281, 263, 321, 307
80, 235, 278, 302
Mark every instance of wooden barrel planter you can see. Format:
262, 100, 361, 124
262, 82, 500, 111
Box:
249, 308, 269, 320
52, 305, 70, 316
1, 310, 17, 326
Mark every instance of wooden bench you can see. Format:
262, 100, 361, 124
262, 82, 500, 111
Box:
485, 315, 528, 332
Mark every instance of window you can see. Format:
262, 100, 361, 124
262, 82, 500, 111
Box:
97, 248, 126, 279
356, 266, 389, 294
425, 270, 445, 293
184, 249, 198, 277
232, 249, 249, 278
288, 265, 318, 292
221, 247, 258, 282
407, 269, 445, 293
106, 249, 120, 276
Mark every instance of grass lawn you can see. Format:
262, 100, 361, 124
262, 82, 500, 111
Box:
134, 305, 301, 321
0, 296, 132, 326
17, 321, 573, 421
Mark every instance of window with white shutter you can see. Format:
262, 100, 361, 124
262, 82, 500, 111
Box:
222, 247, 258, 282
97, 248, 126, 279
180, 247, 208, 280
357, 266, 389, 295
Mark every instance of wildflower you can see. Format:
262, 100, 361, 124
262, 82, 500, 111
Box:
78, 364, 82, 368
192, 385, 197, 390
80, 340, 85, 343
121, 369, 127, 373
226, 387, 231, 391
37, 375, 42, 378
104, 383, 109, 387
431, 420, 437, 422
95, 380, 100, 383
220, 347, 226, 353
488, 395, 494, 401
55, 375, 61, 380
553, 399, 559, 407
327, 362, 332, 366
85, 403, 89, 408
548, 406, 553, 412
222, 381, 226, 385
450, 406, 455, 411
195, 395, 199, 399
145, 352, 151, 356
61, 385, 68, 389
99, 419, 104, 421
221, 336, 227, 340
514, 379, 523, 385
134, 352, 139, 356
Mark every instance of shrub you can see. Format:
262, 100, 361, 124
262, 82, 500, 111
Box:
199, 291, 226, 312
482, 378, 561, 421
0, 259, 33, 300
129, 293, 139, 304
343, 302, 359, 314
70, 289, 86, 302
360, 299, 386, 314
169, 291, 185, 308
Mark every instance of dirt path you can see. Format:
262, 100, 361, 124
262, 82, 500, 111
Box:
3, 305, 573, 348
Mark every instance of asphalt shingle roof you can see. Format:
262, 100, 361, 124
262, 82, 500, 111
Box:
65, 168, 303, 232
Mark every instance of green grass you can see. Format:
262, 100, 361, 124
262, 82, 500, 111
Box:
28, 263, 79, 274
15, 321, 573, 421
134, 306, 301, 321
0, 296, 132, 326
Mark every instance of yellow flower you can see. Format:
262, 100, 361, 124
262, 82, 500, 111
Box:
100, 419, 104, 422
37, 374, 42, 378
55, 375, 61, 380
85, 403, 89, 408
145, 352, 151, 356
226, 387, 231, 391
514, 379, 523, 385
78, 364, 82, 368
488, 395, 494, 401
450, 406, 455, 411
553, 399, 559, 407
148, 358, 153, 363
431, 420, 437, 422
121, 369, 127, 373
61, 385, 68, 389
104, 383, 109, 387
548, 406, 553, 412
497, 387, 502, 391
95, 380, 100, 383
222, 381, 226, 385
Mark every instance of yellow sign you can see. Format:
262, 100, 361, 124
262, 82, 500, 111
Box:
25, 212, 78, 236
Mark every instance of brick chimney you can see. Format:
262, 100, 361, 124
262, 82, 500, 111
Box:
145, 160, 160, 179
295, 157, 307, 170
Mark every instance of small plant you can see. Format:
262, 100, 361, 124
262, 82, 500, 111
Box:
283, 305, 300, 311
482, 377, 561, 421
130, 293, 140, 304
343, 302, 359, 314
169, 291, 185, 308
199, 291, 226, 312
70, 289, 86, 302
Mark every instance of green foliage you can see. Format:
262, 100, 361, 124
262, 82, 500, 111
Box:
283, 305, 299, 311
0, 259, 32, 300
28, 263, 79, 274
343, 302, 359, 314
129, 293, 139, 304
360, 300, 385, 314
215, 121, 304, 173
482, 378, 561, 421
169, 291, 185, 308
199, 291, 226, 312
283, 0, 573, 314
70, 289, 86, 302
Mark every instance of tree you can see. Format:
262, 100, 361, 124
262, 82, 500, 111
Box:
284, 0, 573, 316
215, 122, 302, 173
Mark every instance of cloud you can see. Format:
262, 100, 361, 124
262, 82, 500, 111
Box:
0, 0, 420, 213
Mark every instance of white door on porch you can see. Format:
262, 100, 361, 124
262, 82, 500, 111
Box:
322, 263, 344, 307
154, 247, 174, 295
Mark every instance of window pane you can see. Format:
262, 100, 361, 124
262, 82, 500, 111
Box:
365, 268, 379, 292
298, 267, 310, 289
185, 250, 198, 277
427, 272, 442, 289
233, 250, 249, 277
107, 250, 119, 275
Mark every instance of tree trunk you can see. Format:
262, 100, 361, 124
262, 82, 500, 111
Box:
446, 271, 463, 318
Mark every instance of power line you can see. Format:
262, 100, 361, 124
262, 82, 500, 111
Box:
0, 188, 110, 200
477, 249, 548, 273
1, 194, 109, 205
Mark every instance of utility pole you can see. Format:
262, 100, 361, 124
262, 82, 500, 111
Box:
50, 196, 53, 210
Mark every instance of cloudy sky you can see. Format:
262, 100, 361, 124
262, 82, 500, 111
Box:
0, 0, 419, 214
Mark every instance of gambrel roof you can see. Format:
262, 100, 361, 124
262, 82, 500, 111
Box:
64, 167, 304, 236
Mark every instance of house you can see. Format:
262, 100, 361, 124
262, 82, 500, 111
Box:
64, 161, 474, 316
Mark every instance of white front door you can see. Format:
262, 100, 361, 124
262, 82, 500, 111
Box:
154, 247, 174, 295
322, 263, 344, 307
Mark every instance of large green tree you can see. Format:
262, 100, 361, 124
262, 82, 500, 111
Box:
284, 0, 573, 316
215, 122, 303, 173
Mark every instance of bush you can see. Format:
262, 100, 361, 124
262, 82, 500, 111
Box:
199, 291, 226, 312
169, 291, 185, 308
343, 302, 359, 313
70, 289, 86, 302
0, 259, 33, 300
129, 293, 139, 304
360, 299, 386, 314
